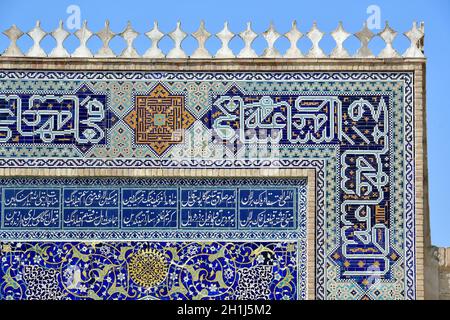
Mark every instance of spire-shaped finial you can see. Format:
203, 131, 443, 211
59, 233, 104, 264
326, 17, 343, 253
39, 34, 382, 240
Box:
284, 20, 303, 58
143, 21, 165, 58
378, 21, 400, 58
72, 20, 93, 57
27, 20, 47, 57
3, 24, 24, 56
403, 21, 425, 58
96, 20, 116, 58
119, 21, 139, 58
238, 22, 258, 58
49, 20, 70, 57
167, 21, 187, 58
192, 20, 211, 58
330, 21, 350, 58
262, 22, 281, 58
215, 22, 235, 58
306, 22, 326, 58
355, 22, 375, 58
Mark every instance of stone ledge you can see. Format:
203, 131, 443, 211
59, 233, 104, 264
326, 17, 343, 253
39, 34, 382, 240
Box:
0, 56, 427, 70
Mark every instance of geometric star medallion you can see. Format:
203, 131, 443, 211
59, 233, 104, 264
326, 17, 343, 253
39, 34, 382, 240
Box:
124, 83, 196, 155
129, 248, 168, 288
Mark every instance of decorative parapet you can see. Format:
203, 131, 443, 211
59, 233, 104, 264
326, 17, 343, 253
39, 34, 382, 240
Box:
2, 20, 425, 59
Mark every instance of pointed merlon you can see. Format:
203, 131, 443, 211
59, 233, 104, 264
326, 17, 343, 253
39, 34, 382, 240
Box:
167, 21, 187, 58
306, 22, 326, 58
262, 22, 281, 58
378, 21, 400, 58
72, 20, 93, 57
238, 22, 258, 58
143, 21, 165, 58
355, 22, 375, 58
3, 24, 24, 56
27, 20, 47, 57
192, 20, 212, 58
119, 21, 140, 58
284, 20, 303, 58
330, 21, 350, 58
96, 20, 116, 58
215, 22, 235, 58
49, 20, 70, 57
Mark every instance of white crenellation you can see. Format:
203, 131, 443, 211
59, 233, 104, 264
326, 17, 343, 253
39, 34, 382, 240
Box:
26, 21, 47, 57
306, 22, 326, 58
238, 22, 258, 58
284, 21, 303, 58
191, 21, 212, 59
119, 21, 140, 58
262, 23, 281, 58
72, 21, 93, 58
95, 20, 116, 58
2, 24, 24, 57
403, 21, 425, 58
167, 21, 187, 59
215, 22, 235, 58
49, 20, 70, 58
378, 21, 400, 58
354, 22, 375, 58
1, 20, 426, 59
143, 21, 165, 58
330, 22, 351, 58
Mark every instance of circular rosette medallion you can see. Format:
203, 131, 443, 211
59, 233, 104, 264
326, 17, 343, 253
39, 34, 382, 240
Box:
129, 249, 168, 288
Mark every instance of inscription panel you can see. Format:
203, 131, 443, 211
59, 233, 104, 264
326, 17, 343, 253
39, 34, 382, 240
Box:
0, 177, 307, 239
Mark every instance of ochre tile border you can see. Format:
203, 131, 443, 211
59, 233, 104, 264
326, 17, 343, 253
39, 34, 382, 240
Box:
0, 58, 427, 299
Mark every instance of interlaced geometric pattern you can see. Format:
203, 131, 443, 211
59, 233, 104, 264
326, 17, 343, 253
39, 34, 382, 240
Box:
124, 83, 195, 155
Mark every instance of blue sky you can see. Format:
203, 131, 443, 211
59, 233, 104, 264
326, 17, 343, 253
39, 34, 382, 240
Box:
0, 0, 449, 246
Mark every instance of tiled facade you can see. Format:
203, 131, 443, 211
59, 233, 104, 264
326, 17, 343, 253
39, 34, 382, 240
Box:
0, 58, 427, 300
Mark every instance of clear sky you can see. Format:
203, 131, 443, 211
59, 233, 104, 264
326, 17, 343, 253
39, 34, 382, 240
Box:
0, 0, 449, 246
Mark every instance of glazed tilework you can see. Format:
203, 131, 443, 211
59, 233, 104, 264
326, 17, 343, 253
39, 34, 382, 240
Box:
0, 241, 299, 300
0, 177, 307, 239
0, 70, 415, 300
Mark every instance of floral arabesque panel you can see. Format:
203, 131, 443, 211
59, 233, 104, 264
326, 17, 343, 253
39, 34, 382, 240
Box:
0, 71, 415, 300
